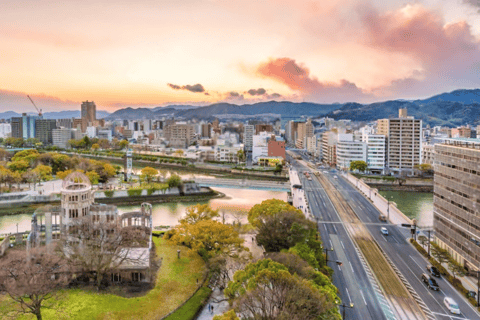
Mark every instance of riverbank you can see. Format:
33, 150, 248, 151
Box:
368, 184, 433, 192
0, 188, 224, 217
352, 174, 433, 192
65, 152, 289, 181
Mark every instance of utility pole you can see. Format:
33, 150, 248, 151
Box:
427, 230, 431, 257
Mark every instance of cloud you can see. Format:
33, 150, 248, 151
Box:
464, 0, 480, 12
361, 4, 480, 98
267, 93, 282, 99
0, 89, 82, 112
255, 57, 370, 103
167, 83, 206, 93
225, 91, 244, 101
247, 88, 266, 96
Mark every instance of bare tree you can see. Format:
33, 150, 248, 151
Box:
0, 246, 69, 320
58, 217, 148, 288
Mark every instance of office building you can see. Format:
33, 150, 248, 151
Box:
336, 134, 367, 170
81, 101, 96, 123
377, 108, 422, 175
255, 124, 273, 134
322, 130, 338, 167
35, 119, 57, 144
268, 136, 286, 159
362, 134, 386, 173
22, 113, 42, 140
52, 128, 80, 149
201, 123, 212, 138
0, 123, 11, 138
422, 144, 435, 165
57, 118, 72, 129
433, 138, 480, 272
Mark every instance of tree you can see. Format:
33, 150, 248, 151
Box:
56, 169, 73, 180
32, 165, 53, 183
174, 149, 184, 157
448, 261, 466, 280
213, 310, 240, 320
0, 148, 10, 162
169, 220, 247, 260
349, 160, 368, 172
248, 199, 302, 228
236, 150, 245, 163
119, 140, 129, 150
0, 246, 68, 320
225, 259, 339, 320
58, 217, 148, 288
86, 170, 100, 184
417, 235, 428, 247
91, 143, 100, 151
98, 139, 110, 150
8, 159, 30, 172
432, 246, 450, 265
180, 204, 220, 225
255, 211, 316, 252
140, 167, 158, 184
415, 163, 434, 176
167, 174, 182, 188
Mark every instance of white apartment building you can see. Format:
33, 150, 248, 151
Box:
0, 123, 11, 138
252, 132, 269, 164
422, 144, 435, 165
86, 126, 97, 138
377, 108, 422, 175
336, 134, 367, 170
53, 128, 75, 149
362, 134, 386, 173
244, 125, 254, 152
216, 145, 243, 163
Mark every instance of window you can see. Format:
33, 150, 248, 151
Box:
111, 273, 122, 283
131, 272, 144, 282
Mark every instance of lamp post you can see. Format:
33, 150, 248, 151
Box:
336, 300, 354, 319
324, 247, 334, 264
427, 230, 431, 258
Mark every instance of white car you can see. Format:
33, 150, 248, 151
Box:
443, 297, 460, 315
381, 227, 389, 235
333, 175, 338, 179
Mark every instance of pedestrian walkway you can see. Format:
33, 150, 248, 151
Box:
196, 288, 230, 320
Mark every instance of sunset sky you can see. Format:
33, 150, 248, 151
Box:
2, 0, 480, 111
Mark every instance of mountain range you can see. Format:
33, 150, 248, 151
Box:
0, 110, 111, 120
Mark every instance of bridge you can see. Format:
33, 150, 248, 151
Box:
194, 178, 291, 192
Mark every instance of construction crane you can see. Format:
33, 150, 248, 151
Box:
27, 95, 42, 117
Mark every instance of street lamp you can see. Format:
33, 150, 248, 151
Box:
324, 247, 342, 266
336, 300, 354, 319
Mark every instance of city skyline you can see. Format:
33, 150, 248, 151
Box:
2, 0, 480, 111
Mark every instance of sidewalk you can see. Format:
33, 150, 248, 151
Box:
196, 287, 230, 320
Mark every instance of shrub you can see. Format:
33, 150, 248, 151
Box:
104, 190, 114, 198
127, 187, 143, 197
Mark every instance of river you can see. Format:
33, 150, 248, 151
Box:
0, 187, 287, 234
378, 190, 434, 227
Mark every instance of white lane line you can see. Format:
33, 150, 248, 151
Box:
346, 287, 351, 303
341, 240, 345, 250
330, 239, 333, 249
333, 225, 338, 233
324, 224, 328, 232
431, 312, 466, 319
349, 261, 354, 273
337, 264, 341, 271
361, 291, 367, 305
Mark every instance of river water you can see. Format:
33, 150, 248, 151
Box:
378, 190, 434, 227
0, 187, 287, 234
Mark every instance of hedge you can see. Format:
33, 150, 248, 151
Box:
104, 190, 115, 198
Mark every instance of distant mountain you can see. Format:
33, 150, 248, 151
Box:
106, 101, 340, 120
415, 89, 480, 105
152, 104, 201, 112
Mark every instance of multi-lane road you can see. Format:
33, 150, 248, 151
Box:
290, 155, 480, 320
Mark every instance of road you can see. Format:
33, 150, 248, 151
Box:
289, 157, 391, 320
323, 168, 480, 320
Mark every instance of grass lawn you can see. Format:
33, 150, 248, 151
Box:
0, 237, 206, 320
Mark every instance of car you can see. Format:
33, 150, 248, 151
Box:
323, 171, 328, 174
443, 297, 461, 314
333, 175, 338, 179
426, 265, 441, 277
381, 227, 389, 235
421, 273, 439, 290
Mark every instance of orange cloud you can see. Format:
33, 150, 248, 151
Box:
255, 57, 370, 103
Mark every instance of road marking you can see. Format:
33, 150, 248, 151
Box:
346, 287, 351, 303
333, 225, 338, 233
431, 312, 467, 319
337, 264, 341, 271
349, 261, 354, 273
361, 291, 367, 305
330, 239, 333, 249
324, 224, 328, 232
341, 240, 345, 249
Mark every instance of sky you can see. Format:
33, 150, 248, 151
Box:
1, 0, 480, 111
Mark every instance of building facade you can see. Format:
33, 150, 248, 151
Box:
35, 119, 57, 144
10, 117, 23, 138
433, 138, 480, 272
336, 134, 367, 170
363, 134, 386, 173
377, 109, 422, 175
164, 123, 195, 148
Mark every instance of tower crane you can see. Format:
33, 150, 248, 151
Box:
27, 95, 42, 117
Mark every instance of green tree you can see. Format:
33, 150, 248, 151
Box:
179, 204, 220, 225
415, 163, 434, 176
12, 149, 40, 164
32, 165, 53, 182
432, 246, 450, 265
225, 259, 339, 320
91, 143, 100, 151
8, 160, 30, 173
448, 261, 466, 280
86, 170, 100, 184
119, 140, 129, 150
169, 219, 246, 260
236, 150, 245, 162
140, 167, 158, 184
167, 174, 182, 188
248, 199, 302, 228
349, 160, 368, 172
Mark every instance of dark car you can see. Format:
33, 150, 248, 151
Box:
422, 273, 439, 291
427, 265, 441, 277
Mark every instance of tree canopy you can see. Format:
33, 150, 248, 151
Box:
349, 160, 368, 172
248, 199, 302, 228
140, 167, 158, 184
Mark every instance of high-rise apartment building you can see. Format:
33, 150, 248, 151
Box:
336, 134, 367, 170
377, 108, 422, 175
52, 128, 75, 149
433, 138, 480, 272
321, 130, 338, 167
56, 118, 72, 129
11, 117, 23, 138
81, 101, 96, 123
244, 125, 254, 152
164, 123, 195, 148
201, 123, 212, 138
35, 119, 57, 144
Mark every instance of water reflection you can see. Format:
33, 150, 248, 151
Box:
0, 187, 287, 234
379, 191, 433, 227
